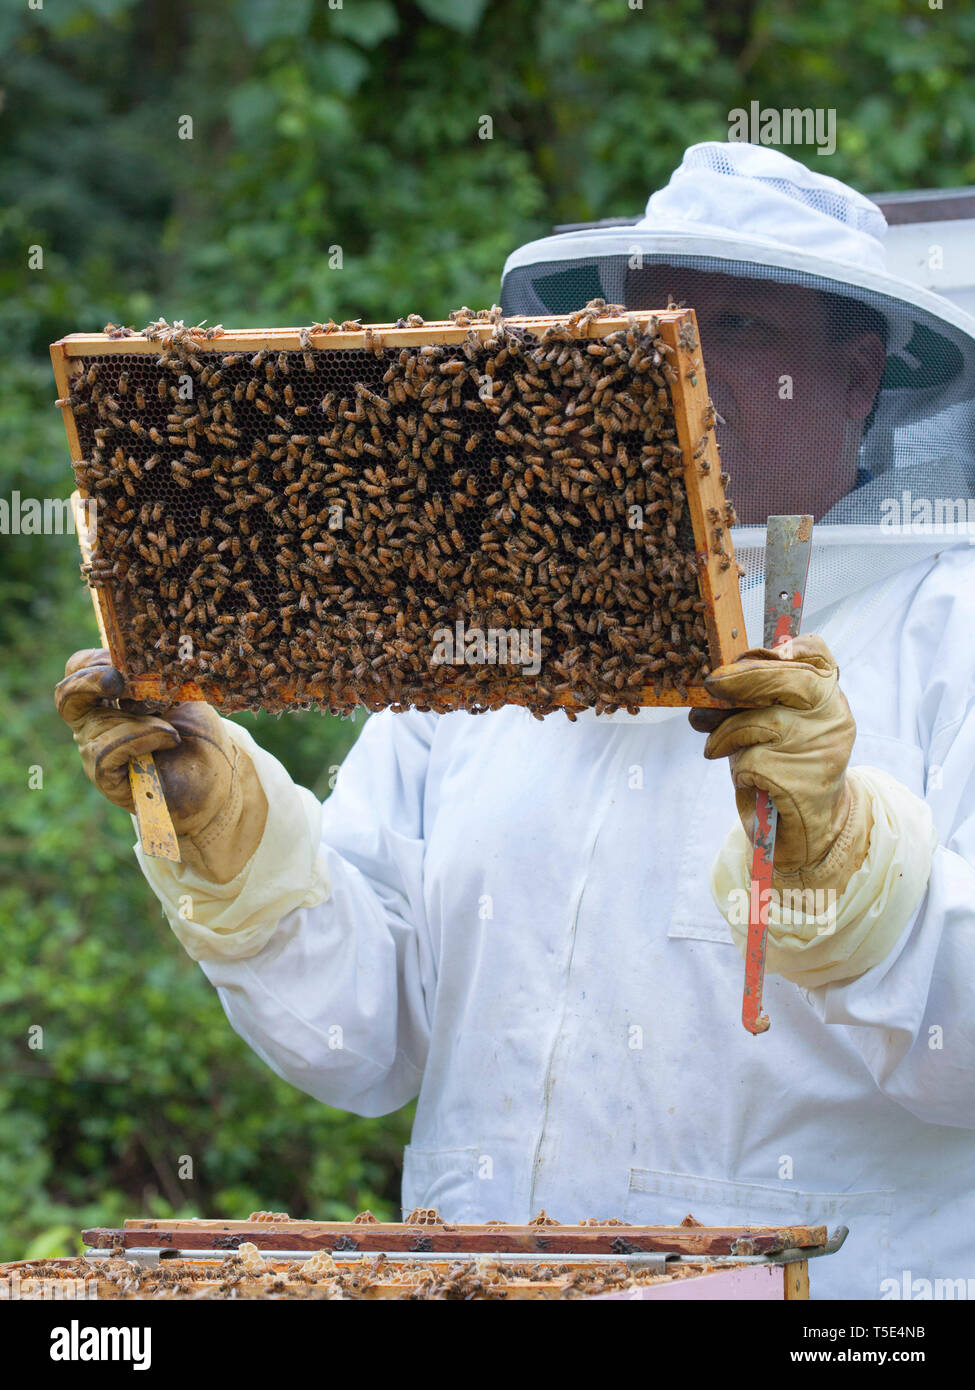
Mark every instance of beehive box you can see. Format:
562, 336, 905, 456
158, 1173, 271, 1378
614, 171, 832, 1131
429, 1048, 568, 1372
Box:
0, 1254, 803, 1300
50, 307, 747, 718
0, 1213, 817, 1300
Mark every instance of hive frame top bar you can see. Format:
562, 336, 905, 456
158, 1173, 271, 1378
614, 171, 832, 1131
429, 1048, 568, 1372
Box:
82, 1216, 828, 1257
52, 308, 749, 712
52, 310, 692, 356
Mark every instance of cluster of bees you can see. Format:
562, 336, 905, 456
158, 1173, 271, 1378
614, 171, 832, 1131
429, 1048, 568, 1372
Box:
67, 304, 723, 717
34, 1251, 675, 1300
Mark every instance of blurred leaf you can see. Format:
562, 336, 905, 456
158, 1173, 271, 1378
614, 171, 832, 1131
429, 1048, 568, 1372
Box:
23, 1225, 76, 1260
227, 80, 280, 140
415, 0, 488, 33
239, 0, 313, 46
306, 42, 371, 97
329, 0, 398, 49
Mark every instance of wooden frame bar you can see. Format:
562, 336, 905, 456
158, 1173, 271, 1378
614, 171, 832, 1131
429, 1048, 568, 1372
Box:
83, 1217, 827, 1257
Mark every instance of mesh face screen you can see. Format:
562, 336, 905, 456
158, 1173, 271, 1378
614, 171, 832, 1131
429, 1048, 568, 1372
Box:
502, 254, 975, 531
64, 316, 732, 717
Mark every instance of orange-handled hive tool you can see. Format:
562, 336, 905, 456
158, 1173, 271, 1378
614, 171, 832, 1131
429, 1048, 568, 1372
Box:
742, 514, 813, 1035
71, 492, 181, 862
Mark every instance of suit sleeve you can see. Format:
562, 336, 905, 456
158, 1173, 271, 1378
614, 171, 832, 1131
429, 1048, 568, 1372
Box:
139, 709, 437, 1117
798, 706, 975, 1129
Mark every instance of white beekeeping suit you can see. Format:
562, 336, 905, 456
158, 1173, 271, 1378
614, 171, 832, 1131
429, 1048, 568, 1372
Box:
136, 143, 975, 1300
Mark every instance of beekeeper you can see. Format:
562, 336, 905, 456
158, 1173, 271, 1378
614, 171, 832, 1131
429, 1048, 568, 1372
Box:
57, 143, 975, 1300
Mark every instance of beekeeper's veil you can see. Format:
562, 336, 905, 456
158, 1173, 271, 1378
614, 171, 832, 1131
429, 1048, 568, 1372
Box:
500, 142, 975, 653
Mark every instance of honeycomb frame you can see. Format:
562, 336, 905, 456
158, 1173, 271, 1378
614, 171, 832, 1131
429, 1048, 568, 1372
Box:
51, 311, 747, 716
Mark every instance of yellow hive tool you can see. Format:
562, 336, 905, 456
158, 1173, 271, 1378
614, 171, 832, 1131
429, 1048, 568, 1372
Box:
71, 491, 180, 862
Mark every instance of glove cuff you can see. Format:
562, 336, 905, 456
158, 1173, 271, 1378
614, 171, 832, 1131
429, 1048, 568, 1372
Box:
191, 744, 244, 850
180, 745, 268, 884
773, 773, 873, 898
711, 765, 937, 989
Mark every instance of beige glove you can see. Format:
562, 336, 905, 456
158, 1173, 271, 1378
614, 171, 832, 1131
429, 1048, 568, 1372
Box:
690, 635, 873, 897
55, 648, 268, 883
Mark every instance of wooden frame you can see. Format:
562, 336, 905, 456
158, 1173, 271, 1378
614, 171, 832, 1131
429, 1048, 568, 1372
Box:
83, 1215, 826, 1257
51, 311, 748, 712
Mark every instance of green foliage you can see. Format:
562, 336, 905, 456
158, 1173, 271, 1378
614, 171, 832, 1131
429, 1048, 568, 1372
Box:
2, 0, 974, 1259
0, 513, 404, 1259
415, 0, 489, 34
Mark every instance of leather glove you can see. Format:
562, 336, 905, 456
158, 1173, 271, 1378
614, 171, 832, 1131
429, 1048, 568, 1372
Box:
55, 648, 268, 883
689, 635, 873, 896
